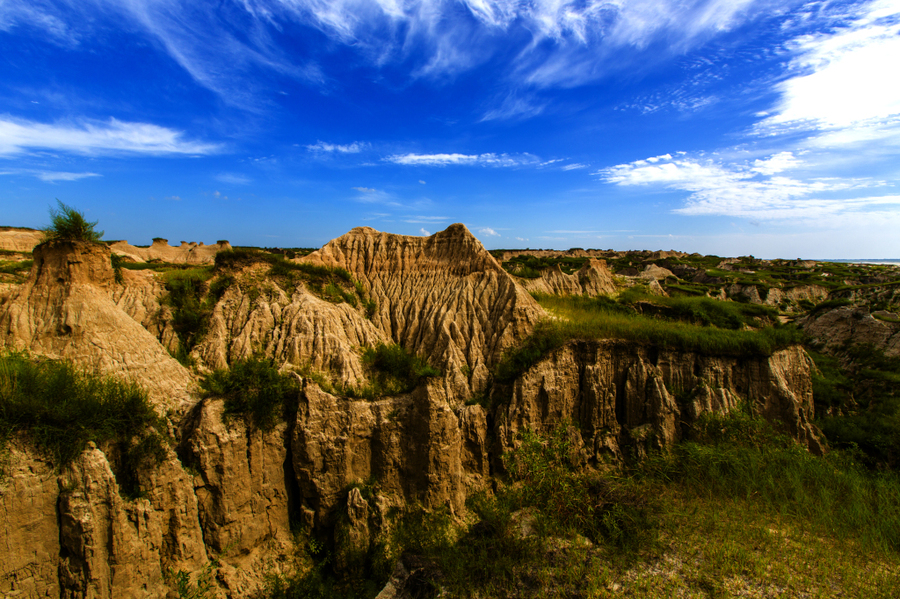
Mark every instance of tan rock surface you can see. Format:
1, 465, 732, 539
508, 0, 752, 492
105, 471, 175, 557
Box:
0, 228, 43, 252
194, 271, 388, 385
497, 340, 823, 463
303, 224, 544, 396
292, 381, 469, 528
0, 441, 61, 598
803, 305, 900, 357
109, 238, 232, 264
521, 259, 618, 297
179, 397, 292, 557
0, 240, 193, 410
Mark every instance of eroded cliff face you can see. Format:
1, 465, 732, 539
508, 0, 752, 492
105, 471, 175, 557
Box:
0, 226, 825, 598
303, 224, 545, 397
194, 274, 388, 387
520, 259, 618, 297
0, 240, 193, 411
803, 305, 900, 358
497, 341, 823, 462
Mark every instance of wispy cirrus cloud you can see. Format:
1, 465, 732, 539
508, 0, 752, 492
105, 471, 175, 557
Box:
307, 140, 369, 153
385, 152, 538, 167
0, 116, 220, 155
0, 168, 101, 182
0, 0, 800, 108
216, 172, 251, 185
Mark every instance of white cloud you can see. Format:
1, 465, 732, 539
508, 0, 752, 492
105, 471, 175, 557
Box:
561, 163, 588, 171
757, 0, 900, 150
385, 152, 538, 167
480, 92, 547, 122
0, 168, 101, 182
0, 116, 220, 155
478, 227, 500, 236
37, 170, 100, 182
216, 172, 251, 185
599, 152, 892, 220
418, 180, 426, 184
419, 227, 431, 236
751, 152, 801, 176
352, 186, 376, 192
307, 140, 368, 153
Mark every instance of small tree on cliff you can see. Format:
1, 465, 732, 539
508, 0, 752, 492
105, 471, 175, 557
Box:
43, 200, 104, 243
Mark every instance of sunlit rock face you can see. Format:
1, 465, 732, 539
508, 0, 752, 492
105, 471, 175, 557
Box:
0, 225, 822, 598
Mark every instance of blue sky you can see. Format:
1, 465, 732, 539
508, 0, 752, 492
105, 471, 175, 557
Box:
1, 0, 899, 258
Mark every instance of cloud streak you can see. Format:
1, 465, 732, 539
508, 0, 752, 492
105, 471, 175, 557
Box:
385, 152, 538, 167
0, 116, 220, 155
307, 140, 369, 153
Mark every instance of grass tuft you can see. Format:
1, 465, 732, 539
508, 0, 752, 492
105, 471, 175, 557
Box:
0, 351, 164, 497
200, 356, 300, 432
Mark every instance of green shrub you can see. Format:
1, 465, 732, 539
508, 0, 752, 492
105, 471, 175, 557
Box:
0, 351, 165, 496
42, 200, 104, 243
811, 346, 900, 469
163, 268, 216, 364
344, 343, 441, 398
502, 422, 657, 552
200, 356, 300, 432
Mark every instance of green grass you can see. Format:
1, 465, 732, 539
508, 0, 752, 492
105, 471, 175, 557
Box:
199, 355, 300, 432
810, 346, 900, 469
501, 255, 591, 278
161, 267, 220, 364
495, 295, 804, 383
215, 248, 362, 306
255, 412, 900, 598
0, 259, 33, 277
641, 408, 900, 554
342, 343, 441, 399
0, 351, 165, 497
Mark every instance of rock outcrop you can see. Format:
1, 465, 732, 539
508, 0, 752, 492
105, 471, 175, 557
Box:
0, 227, 43, 252
497, 341, 823, 462
109, 238, 232, 264
195, 275, 388, 386
0, 240, 193, 410
521, 259, 618, 297
803, 305, 900, 358
302, 224, 545, 397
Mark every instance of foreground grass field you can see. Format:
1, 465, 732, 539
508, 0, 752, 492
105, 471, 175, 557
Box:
254, 412, 900, 599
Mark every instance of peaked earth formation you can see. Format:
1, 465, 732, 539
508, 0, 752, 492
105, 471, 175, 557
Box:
1, 224, 823, 597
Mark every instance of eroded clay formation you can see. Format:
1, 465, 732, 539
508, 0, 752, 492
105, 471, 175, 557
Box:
0, 224, 822, 597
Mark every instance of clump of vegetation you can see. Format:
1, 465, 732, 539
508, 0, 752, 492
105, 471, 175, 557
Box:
501, 255, 590, 278
215, 248, 362, 306
0, 351, 165, 497
162, 267, 218, 364
810, 346, 900, 469
642, 408, 900, 554
0, 258, 33, 280
342, 343, 441, 399
495, 294, 804, 384
42, 200, 104, 243
200, 356, 300, 432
